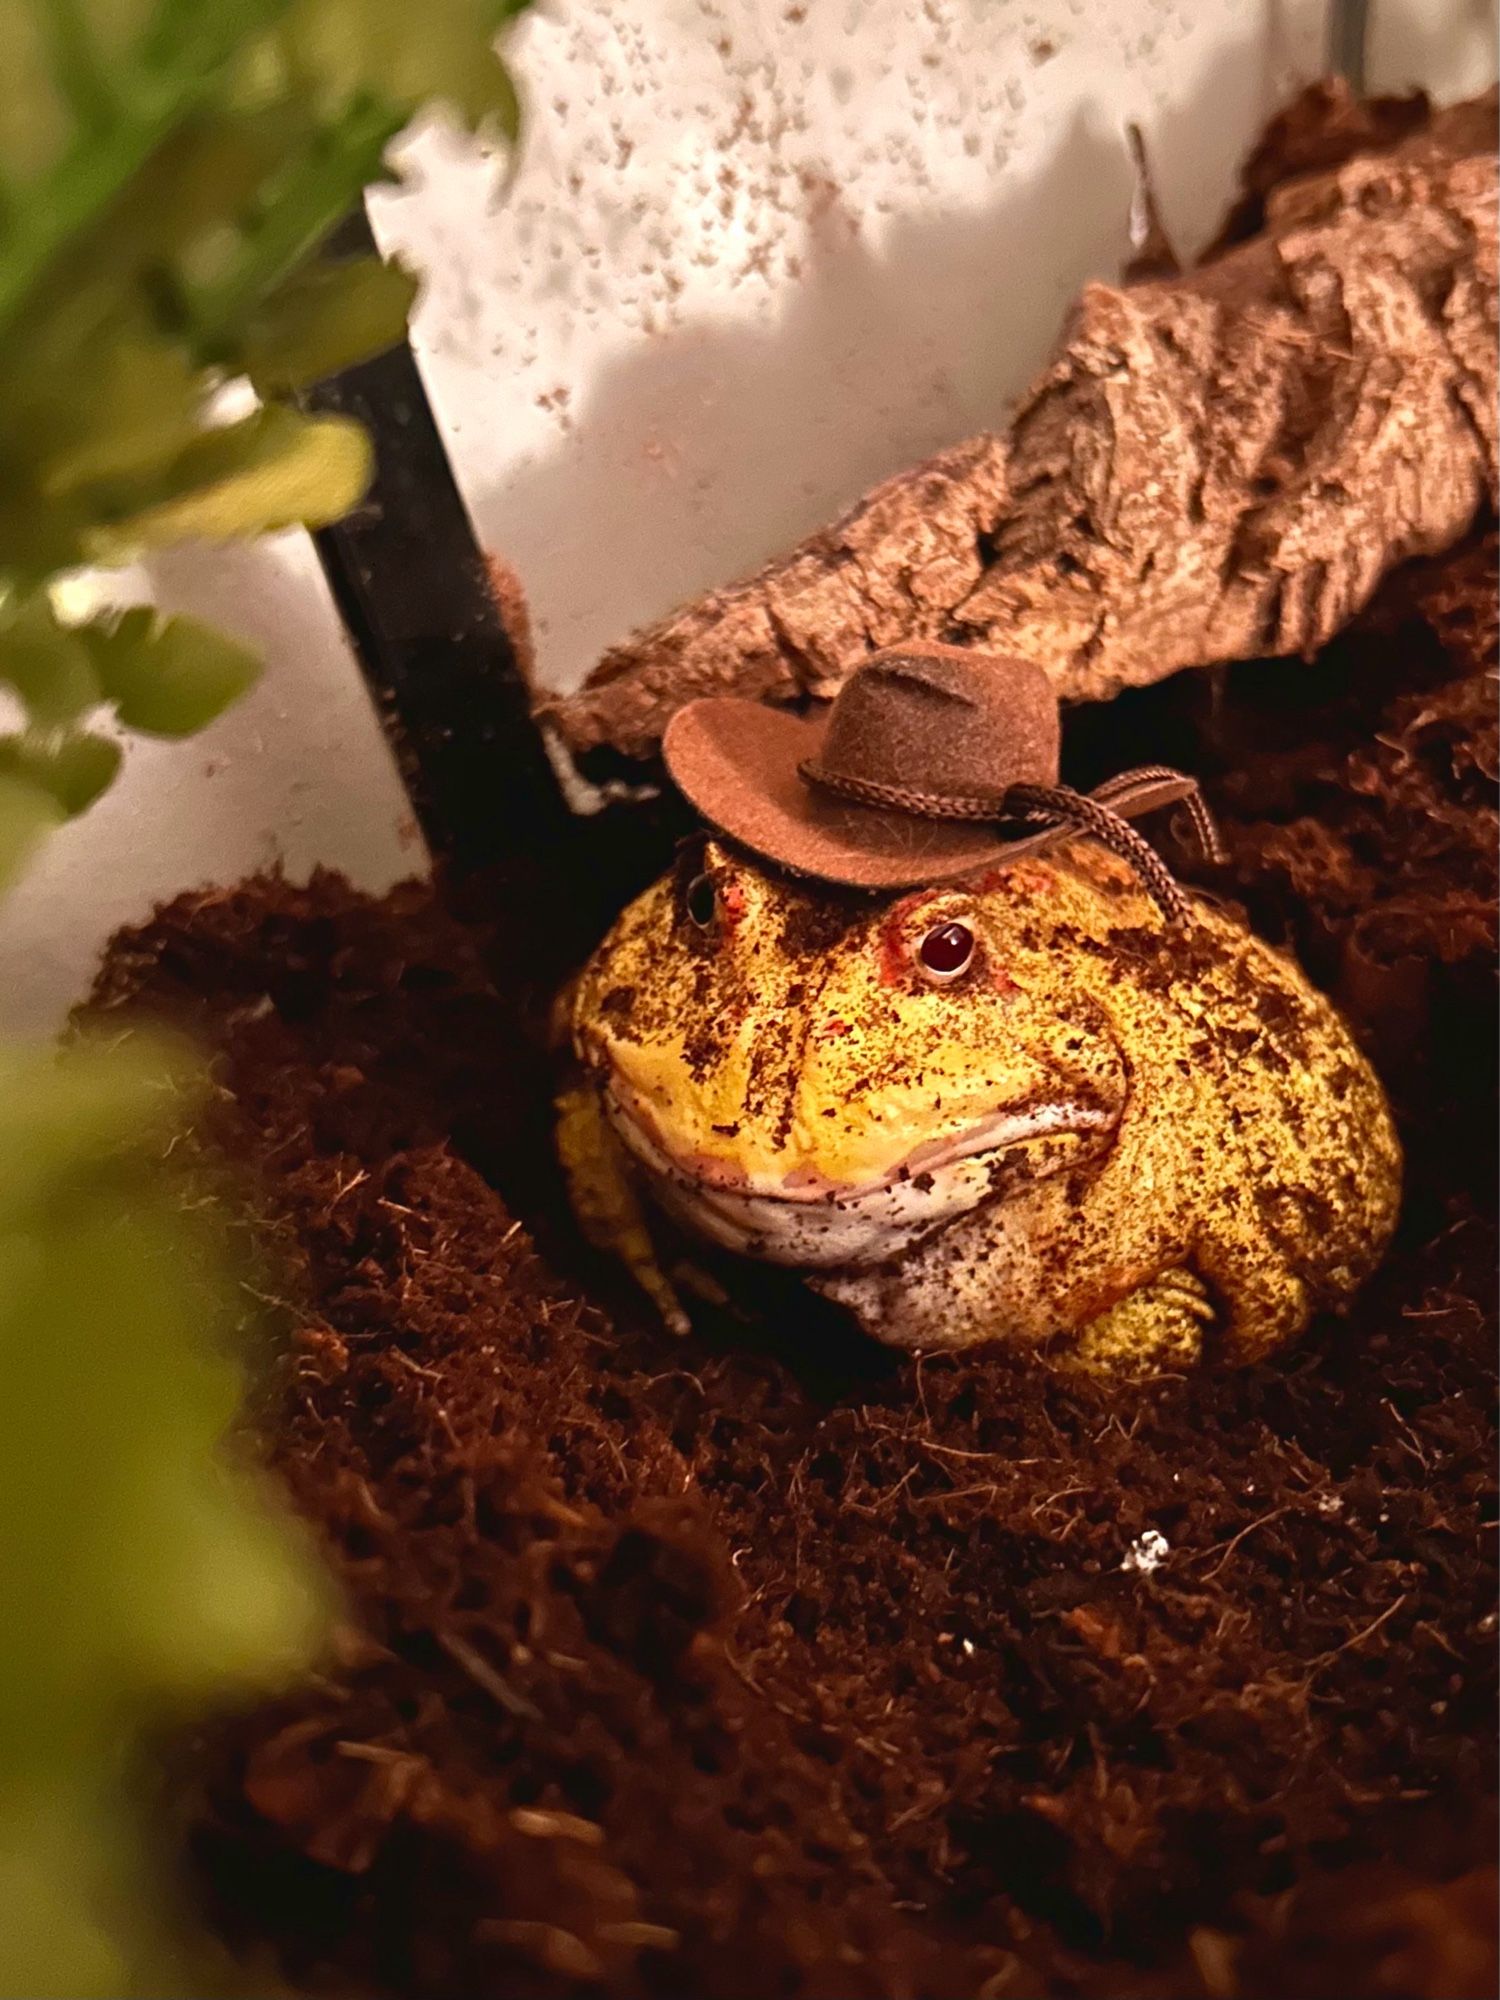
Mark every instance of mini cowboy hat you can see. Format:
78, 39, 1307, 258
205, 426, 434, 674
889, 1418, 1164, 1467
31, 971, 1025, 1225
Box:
661, 644, 1220, 921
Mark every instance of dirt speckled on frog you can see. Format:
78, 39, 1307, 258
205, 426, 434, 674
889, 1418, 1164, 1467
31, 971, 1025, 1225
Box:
557, 837, 1401, 1373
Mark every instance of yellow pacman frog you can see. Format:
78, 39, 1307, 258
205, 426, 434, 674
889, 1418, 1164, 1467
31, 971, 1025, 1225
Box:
555, 836, 1401, 1373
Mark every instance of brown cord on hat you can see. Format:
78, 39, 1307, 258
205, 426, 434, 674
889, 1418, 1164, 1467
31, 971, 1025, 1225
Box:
798, 761, 1221, 926
1089, 765, 1226, 868
1005, 784, 1191, 924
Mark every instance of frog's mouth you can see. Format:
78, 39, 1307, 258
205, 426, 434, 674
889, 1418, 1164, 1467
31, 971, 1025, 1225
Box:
603, 1079, 1118, 1270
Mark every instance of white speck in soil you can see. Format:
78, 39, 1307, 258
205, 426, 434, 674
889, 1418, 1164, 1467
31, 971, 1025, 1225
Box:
1121, 1528, 1170, 1575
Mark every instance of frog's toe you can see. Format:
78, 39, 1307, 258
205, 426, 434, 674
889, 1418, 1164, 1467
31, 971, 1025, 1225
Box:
654, 1285, 693, 1338
672, 1260, 731, 1308
1155, 1268, 1217, 1322
1062, 1268, 1215, 1376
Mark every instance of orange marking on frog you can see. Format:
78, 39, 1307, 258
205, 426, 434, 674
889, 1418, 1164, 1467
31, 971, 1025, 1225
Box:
974, 861, 1057, 899
877, 891, 931, 987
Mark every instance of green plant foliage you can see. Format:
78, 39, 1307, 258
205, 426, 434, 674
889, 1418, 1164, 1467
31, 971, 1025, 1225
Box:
84, 404, 374, 555
0, 770, 66, 890
0, 592, 266, 891
0, 5, 537, 1986
241, 253, 419, 395
0, 729, 123, 816
0, 0, 531, 881
0, 1031, 334, 1996
81, 605, 262, 736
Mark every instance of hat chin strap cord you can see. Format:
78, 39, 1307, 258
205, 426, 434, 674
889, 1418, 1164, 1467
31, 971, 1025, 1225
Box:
798, 762, 1224, 927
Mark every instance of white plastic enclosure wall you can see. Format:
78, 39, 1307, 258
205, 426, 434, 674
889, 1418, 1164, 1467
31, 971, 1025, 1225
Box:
0, 0, 1494, 1035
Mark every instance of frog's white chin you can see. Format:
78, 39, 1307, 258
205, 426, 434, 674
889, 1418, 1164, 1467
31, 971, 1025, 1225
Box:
603, 1085, 1113, 1270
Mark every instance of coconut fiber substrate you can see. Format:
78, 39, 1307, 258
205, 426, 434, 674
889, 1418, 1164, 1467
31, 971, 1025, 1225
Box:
89, 524, 1497, 2000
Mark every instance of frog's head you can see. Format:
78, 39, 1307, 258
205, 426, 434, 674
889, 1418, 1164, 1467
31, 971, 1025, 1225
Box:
571, 839, 1129, 1268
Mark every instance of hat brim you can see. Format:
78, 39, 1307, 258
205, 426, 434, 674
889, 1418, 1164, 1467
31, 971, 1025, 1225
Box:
662, 698, 1073, 890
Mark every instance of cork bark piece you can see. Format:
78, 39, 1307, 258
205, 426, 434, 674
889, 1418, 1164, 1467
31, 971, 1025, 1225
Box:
544, 84, 1497, 768
550, 432, 1010, 762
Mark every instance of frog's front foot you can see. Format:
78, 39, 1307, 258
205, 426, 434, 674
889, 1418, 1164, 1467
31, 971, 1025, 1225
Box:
555, 1076, 690, 1334
1060, 1268, 1215, 1375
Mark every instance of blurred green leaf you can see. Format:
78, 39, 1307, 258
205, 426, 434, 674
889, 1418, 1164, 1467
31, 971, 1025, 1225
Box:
490, 57, 523, 146
0, 597, 102, 724
0, 6, 70, 187
83, 605, 261, 734
0, 1785, 136, 2000
0, 0, 546, 1984
0, 1030, 194, 1211
0, 0, 530, 577
0, 0, 295, 340
181, 96, 404, 345
0, 731, 123, 816
88, 403, 372, 553
33, 327, 205, 500
0, 1030, 333, 1995
240, 251, 418, 391
0, 304, 208, 579
0, 1030, 335, 1737
0, 771, 65, 891
279, 0, 527, 130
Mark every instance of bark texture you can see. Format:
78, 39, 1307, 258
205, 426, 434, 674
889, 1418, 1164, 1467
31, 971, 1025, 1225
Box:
545, 84, 1497, 767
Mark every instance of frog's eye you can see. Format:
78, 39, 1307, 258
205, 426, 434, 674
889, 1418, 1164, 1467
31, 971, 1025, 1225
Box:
917, 919, 976, 985
685, 871, 718, 930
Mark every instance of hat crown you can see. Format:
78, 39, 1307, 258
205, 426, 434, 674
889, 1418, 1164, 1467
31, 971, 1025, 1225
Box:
813, 648, 1059, 802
